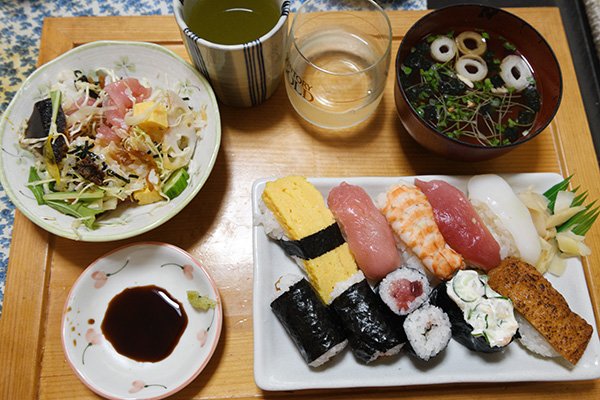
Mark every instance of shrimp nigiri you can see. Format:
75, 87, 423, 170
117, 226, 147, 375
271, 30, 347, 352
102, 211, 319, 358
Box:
379, 182, 465, 280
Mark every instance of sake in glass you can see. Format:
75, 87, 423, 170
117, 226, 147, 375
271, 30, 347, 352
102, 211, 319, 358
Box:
285, 0, 392, 129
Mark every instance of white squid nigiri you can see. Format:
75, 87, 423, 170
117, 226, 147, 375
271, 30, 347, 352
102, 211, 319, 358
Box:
467, 174, 541, 265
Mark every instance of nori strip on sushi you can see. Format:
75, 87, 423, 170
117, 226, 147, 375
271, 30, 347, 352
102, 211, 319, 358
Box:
275, 223, 346, 260
429, 283, 516, 353
271, 277, 347, 367
330, 279, 406, 363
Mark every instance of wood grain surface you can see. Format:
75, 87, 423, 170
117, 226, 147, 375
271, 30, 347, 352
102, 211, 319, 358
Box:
1, 9, 599, 399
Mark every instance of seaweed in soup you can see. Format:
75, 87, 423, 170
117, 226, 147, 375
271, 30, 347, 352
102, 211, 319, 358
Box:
400, 29, 539, 147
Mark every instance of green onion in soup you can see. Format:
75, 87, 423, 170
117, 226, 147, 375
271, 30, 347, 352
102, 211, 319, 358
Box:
400, 30, 540, 147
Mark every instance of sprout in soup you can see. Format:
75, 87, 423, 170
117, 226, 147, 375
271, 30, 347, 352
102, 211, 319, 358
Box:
400, 30, 540, 147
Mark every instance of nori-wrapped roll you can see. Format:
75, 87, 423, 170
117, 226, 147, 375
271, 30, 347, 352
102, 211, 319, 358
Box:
271, 276, 347, 367
430, 280, 518, 353
330, 277, 406, 363
403, 304, 451, 361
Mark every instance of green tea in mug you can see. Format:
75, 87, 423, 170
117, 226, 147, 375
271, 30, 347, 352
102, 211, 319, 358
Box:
184, 0, 281, 45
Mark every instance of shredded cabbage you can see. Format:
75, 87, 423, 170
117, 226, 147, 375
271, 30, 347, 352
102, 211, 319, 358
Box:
19, 68, 206, 229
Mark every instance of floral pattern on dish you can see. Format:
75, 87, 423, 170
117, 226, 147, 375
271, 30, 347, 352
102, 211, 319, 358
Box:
61, 242, 223, 399
0, 0, 425, 315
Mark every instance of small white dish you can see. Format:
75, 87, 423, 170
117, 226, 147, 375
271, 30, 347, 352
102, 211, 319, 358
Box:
252, 173, 600, 390
62, 242, 222, 399
0, 41, 221, 241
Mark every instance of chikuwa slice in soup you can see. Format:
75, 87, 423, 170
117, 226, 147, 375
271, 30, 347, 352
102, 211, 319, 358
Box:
399, 30, 540, 147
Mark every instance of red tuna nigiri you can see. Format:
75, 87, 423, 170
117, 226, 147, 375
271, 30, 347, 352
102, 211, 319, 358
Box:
327, 182, 400, 280
414, 179, 501, 271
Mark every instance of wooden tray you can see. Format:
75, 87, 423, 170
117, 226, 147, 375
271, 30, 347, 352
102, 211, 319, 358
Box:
1, 9, 600, 399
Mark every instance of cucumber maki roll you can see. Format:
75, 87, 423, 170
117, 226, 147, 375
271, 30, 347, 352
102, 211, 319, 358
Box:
271, 275, 348, 367
430, 270, 519, 353
330, 272, 406, 363
403, 304, 451, 361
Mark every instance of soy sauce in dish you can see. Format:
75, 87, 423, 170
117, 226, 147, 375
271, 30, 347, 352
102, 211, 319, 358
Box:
101, 285, 188, 362
400, 29, 540, 147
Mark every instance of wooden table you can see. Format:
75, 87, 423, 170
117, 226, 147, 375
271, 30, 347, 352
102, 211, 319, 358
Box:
1, 9, 599, 400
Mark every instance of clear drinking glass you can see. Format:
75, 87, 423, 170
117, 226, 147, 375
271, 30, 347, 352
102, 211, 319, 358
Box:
284, 0, 392, 129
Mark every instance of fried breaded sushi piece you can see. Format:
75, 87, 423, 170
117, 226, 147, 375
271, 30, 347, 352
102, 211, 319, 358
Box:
262, 176, 359, 303
488, 257, 593, 364
379, 182, 465, 280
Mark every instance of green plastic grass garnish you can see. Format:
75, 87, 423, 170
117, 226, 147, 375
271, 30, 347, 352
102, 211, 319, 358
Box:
543, 175, 598, 235
543, 175, 572, 212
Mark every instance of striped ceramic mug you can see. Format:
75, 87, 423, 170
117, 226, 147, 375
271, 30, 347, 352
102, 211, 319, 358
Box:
174, 0, 290, 107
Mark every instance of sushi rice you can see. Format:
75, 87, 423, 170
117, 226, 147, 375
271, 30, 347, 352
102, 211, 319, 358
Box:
329, 270, 366, 304
515, 312, 560, 358
471, 200, 520, 261
404, 304, 452, 361
257, 198, 306, 271
379, 267, 430, 316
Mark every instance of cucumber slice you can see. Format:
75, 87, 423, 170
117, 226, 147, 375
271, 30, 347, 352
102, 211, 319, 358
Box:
43, 190, 105, 201
483, 280, 502, 299
46, 200, 103, 229
27, 167, 46, 205
451, 270, 484, 302
163, 168, 189, 199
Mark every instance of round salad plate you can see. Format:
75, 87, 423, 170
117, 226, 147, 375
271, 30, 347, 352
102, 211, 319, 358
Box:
0, 40, 221, 241
62, 242, 222, 400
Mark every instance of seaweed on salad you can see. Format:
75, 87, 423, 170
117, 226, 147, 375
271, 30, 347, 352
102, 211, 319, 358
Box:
20, 69, 206, 229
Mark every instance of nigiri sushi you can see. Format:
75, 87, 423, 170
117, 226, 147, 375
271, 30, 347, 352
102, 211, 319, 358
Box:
327, 182, 401, 281
488, 257, 593, 364
415, 179, 501, 271
261, 176, 359, 303
468, 175, 541, 265
378, 182, 465, 280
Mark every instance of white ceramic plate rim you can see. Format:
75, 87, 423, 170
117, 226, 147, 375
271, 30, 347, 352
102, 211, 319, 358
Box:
0, 40, 221, 241
252, 174, 600, 391
61, 241, 223, 400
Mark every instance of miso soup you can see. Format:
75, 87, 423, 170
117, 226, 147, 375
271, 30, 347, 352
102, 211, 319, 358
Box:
399, 30, 540, 147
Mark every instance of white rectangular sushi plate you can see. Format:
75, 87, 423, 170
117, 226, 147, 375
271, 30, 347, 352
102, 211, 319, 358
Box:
252, 174, 600, 391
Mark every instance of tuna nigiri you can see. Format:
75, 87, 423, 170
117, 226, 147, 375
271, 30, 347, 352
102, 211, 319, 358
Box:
378, 182, 465, 280
468, 175, 541, 266
415, 179, 501, 271
327, 182, 401, 281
